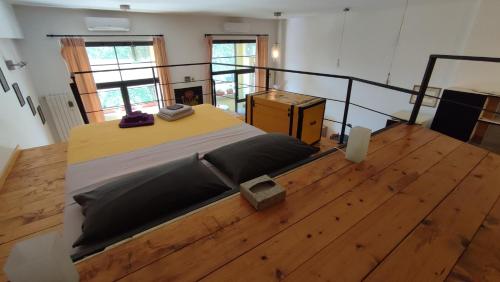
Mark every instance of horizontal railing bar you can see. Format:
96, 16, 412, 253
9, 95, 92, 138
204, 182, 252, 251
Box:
349, 102, 409, 121
219, 82, 348, 104
95, 78, 212, 90
85, 94, 212, 113
352, 77, 418, 95
432, 54, 500, 63
324, 118, 351, 127
212, 62, 352, 80
212, 69, 255, 75
96, 78, 157, 89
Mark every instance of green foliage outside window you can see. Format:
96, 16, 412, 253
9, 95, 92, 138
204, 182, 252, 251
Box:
129, 85, 156, 104
87, 47, 116, 65
98, 89, 122, 109
98, 85, 156, 109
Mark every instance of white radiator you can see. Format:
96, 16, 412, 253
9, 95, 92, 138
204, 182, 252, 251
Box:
44, 94, 84, 141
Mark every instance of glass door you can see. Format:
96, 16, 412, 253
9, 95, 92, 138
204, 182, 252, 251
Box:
211, 40, 256, 115
236, 72, 256, 115
213, 73, 236, 112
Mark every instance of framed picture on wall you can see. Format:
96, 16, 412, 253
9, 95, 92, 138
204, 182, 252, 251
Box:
27, 96, 36, 116
12, 83, 26, 107
0, 67, 9, 93
37, 105, 46, 124
410, 85, 442, 108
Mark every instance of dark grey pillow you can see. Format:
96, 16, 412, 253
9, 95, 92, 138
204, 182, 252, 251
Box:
73, 154, 230, 247
204, 133, 319, 184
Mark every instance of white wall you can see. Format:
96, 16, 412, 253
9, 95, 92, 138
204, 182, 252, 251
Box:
281, 0, 479, 134
0, 2, 53, 152
13, 6, 278, 102
453, 0, 500, 93
0, 39, 54, 149
0, 0, 22, 39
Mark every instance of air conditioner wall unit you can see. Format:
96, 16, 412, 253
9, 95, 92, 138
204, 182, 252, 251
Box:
85, 17, 130, 31
223, 22, 250, 33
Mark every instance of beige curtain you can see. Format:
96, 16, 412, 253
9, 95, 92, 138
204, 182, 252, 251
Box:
152, 36, 174, 106
205, 36, 213, 104
256, 35, 269, 90
60, 38, 104, 123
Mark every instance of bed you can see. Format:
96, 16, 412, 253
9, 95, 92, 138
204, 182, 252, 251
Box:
64, 104, 265, 260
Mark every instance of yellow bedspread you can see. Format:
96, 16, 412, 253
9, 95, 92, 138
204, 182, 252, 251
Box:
67, 104, 242, 165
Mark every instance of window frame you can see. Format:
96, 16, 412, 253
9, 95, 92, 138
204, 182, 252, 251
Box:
85, 41, 161, 115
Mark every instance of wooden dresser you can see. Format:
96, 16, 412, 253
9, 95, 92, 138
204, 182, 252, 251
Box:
246, 90, 326, 144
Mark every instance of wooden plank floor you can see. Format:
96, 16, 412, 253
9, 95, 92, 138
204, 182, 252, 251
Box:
1, 125, 499, 282
0, 143, 66, 282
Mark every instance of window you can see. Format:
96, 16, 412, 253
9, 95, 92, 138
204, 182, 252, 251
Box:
86, 42, 160, 121
212, 40, 256, 114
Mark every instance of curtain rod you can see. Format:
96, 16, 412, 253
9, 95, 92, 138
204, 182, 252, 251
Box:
204, 34, 268, 37
46, 34, 163, 38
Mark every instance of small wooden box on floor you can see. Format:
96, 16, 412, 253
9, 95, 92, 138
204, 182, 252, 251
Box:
246, 90, 326, 144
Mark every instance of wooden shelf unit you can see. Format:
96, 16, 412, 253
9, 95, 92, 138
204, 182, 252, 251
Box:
471, 94, 500, 143
431, 88, 500, 144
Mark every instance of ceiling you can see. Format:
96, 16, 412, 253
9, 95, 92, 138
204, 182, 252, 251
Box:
8, 0, 463, 18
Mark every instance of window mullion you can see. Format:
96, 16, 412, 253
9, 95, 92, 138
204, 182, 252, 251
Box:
113, 46, 123, 82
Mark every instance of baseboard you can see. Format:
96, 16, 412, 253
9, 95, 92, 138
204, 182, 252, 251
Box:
0, 145, 21, 191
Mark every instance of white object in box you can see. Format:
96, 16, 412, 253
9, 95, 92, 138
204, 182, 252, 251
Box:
3, 232, 79, 282
346, 126, 372, 163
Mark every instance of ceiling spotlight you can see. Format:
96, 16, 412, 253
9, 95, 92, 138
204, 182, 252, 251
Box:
120, 4, 130, 11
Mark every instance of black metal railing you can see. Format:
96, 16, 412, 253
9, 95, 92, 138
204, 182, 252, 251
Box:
71, 55, 500, 145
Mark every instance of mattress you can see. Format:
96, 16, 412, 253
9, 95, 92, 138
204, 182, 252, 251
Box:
64, 106, 264, 260
67, 104, 243, 165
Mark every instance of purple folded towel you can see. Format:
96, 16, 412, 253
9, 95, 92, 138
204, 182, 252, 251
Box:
119, 111, 155, 128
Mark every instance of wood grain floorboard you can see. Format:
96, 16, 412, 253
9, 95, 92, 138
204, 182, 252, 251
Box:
446, 173, 500, 282
365, 153, 500, 282
284, 143, 487, 282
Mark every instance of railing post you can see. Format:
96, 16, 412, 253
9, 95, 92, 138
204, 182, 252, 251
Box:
69, 75, 89, 124
409, 55, 437, 125
265, 68, 270, 91
151, 67, 161, 111
210, 63, 216, 106
339, 78, 353, 144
